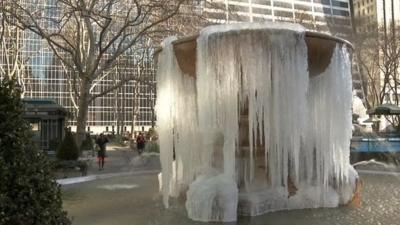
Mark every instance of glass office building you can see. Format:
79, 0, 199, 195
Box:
0, 1, 156, 134
203, 0, 353, 36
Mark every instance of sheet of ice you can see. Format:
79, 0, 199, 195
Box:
353, 94, 368, 120
156, 37, 204, 207
197, 23, 309, 192
156, 37, 177, 208
97, 184, 139, 190
156, 22, 358, 221
186, 172, 238, 222
353, 159, 393, 167
337, 166, 358, 205
306, 45, 354, 188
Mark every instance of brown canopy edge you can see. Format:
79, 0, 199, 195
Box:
154, 31, 353, 77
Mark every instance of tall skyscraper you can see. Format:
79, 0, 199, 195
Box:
353, 0, 400, 28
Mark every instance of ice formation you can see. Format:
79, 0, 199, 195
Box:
353, 94, 368, 121
156, 22, 358, 222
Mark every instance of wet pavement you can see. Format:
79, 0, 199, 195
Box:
80, 144, 160, 175
62, 172, 400, 225
55, 144, 161, 182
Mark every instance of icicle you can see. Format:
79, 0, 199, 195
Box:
156, 37, 178, 208
156, 37, 203, 207
307, 45, 354, 188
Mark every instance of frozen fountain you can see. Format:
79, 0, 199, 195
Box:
156, 22, 359, 222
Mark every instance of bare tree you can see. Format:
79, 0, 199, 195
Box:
128, 47, 153, 137
113, 56, 128, 136
354, 17, 400, 130
0, 9, 4, 44
2, 0, 189, 145
0, 13, 30, 97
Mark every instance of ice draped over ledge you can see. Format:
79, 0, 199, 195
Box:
156, 22, 358, 222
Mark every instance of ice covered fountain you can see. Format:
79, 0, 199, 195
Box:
155, 22, 360, 222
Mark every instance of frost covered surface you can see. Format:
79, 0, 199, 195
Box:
97, 184, 139, 190
353, 94, 368, 122
156, 22, 358, 222
156, 37, 203, 207
186, 172, 238, 222
306, 45, 354, 188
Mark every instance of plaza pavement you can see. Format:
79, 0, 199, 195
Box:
57, 144, 161, 185
58, 143, 400, 185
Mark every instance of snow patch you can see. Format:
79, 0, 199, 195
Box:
98, 184, 139, 190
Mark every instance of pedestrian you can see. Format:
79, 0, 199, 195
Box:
136, 132, 146, 155
96, 133, 109, 170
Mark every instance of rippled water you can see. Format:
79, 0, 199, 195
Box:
62, 173, 400, 225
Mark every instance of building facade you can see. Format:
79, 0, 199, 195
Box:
353, 0, 400, 28
203, 0, 353, 36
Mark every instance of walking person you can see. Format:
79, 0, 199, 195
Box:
136, 132, 146, 155
96, 133, 109, 170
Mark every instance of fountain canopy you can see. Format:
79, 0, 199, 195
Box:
156, 28, 352, 77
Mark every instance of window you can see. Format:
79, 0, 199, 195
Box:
273, 1, 292, 9
337, 9, 349, 16
332, 1, 349, 8
323, 7, 332, 15
321, 0, 331, 6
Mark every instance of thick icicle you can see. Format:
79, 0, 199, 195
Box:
156, 37, 203, 208
306, 45, 356, 205
156, 37, 177, 208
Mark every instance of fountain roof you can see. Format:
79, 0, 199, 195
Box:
155, 23, 353, 77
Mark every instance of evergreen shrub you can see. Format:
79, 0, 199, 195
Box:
0, 78, 70, 225
56, 131, 79, 161
80, 133, 93, 151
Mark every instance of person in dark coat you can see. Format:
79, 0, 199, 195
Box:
96, 133, 109, 170
136, 132, 146, 155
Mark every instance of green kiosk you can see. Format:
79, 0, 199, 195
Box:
22, 99, 68, 153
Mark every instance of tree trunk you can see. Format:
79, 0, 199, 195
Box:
76, 78, 91, 147
130, 85, 138, 138
120, 86, 126, 135
114, 88, 120, 135
151, 108, 155, 128
130, 97, 136, 138
130, 114, 136, 138
150, 95, 155, 128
